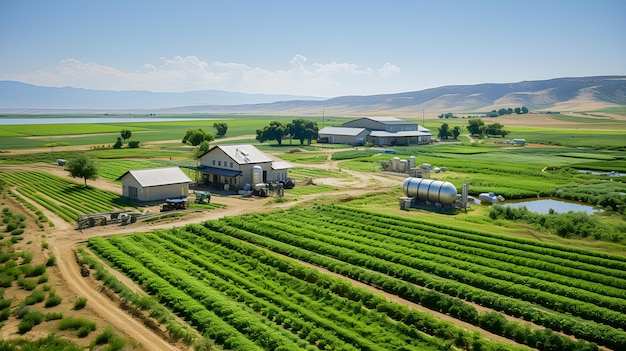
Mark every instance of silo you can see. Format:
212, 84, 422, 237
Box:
252, 165, 263, 185
391, 157, 400, 171
409, 156, 415, 169
399, 159, 408, 173
402, 177, 458, 205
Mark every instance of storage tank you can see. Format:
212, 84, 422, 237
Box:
409, 156, 415, 169
399, 159, 408, 173
402, 177, 458, 205
391, 157, 400, 171
252, 165, 263, 185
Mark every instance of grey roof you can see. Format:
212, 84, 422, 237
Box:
318, 126, 369, 136
369, 130, 433, 137
360, 117, 414, 125
211, 144, 273, 165
117, 167, 192, 187
271, 161, 293, 170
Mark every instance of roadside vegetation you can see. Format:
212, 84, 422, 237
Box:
0, 182, 127, 349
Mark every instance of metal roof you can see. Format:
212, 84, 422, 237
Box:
318, 126, 369, 136
271, 161, 293, 170
117, 167, 192, 187
361, 117, 413, 125
209, 144, 274, 165
369, 130, 433, 137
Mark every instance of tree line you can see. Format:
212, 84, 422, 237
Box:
256, 119, 319, 146
438, 119, 509, 139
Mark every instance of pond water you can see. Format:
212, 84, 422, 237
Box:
0, 117, 225, 125
500, 198, 600, 214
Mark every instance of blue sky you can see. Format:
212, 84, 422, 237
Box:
1, 0, 624, 97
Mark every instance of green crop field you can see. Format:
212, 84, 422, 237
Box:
0, 171, 137, 222
88, 204, 626, 351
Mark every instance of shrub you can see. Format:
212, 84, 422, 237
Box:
95, 326, 114, 345
18, 310, 44, 334
24, 289, 46, 305
58, 317, 96, 331
103, 337, 126, 351
74, 297, 87, 310
21, 252, 33, 264
45, 294, 62, 307
17, 278, 39, 291
45, 312, 63, 321
46, 255, 57, 266
11, 229, 24, 236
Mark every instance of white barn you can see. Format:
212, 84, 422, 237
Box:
194, 144, 292, 190
117, 167, 192, 202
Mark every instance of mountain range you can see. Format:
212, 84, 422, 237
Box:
1, 76, 625, 116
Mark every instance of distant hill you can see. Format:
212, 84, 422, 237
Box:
1, 76, 624, 116
0, 81, 325, 110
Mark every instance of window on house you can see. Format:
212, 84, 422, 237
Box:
218, 161, 221, 166
212, 160, 215, 165
230, 162, 233, 168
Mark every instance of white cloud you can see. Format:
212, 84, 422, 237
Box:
378, 62, 400, 77
1, 55, 401, 96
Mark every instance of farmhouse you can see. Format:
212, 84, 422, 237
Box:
117, 167, 192, 202
192, 144, 292, 190
317, 117, 431, 146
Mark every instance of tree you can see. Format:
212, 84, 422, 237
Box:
67, 155, 98, 187
120, 129, 132, 141
467, 119, 485, 136
485, 122, 509, 137
507, 108, 513, 115
128, 140, 140, 148
521, 106, 529, 114
256, 121, 287, 145
514, 107, 521, 114
113, 137, 123, 149
497, 108, 507, 116
194, 140, 211, 158
287, 119, 319, 145
182, 128, 214, 146
438, 123, 450, 139
452, 126, 461, 140
213, 122, 228, 137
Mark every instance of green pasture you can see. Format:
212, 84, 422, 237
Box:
288, 167, 352, 182
286, 183, 337, 195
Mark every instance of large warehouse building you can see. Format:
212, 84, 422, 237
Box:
318, 117, 431, 146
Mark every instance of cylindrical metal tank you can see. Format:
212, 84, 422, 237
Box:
252, 165, 263, 184
402, 177, 458, 205
391, 157, 400, 171
409, 156, 415, 169
399, 159, 408, 173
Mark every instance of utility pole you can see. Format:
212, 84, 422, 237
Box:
322, 107, 325, 128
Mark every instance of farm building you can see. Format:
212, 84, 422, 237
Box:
317, 127, 369, 145
192, 144, 292, 190
318, 117, 431, 146
117, 167, 192, 202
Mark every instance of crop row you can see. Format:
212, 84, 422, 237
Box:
289, 207, 626, 300
88, 227, 540, 351
221, 215, 626, 330
321, 205, 626, 272
90, 234, 443, 351
0, 171, 135, 222
202, 209, 624, 350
